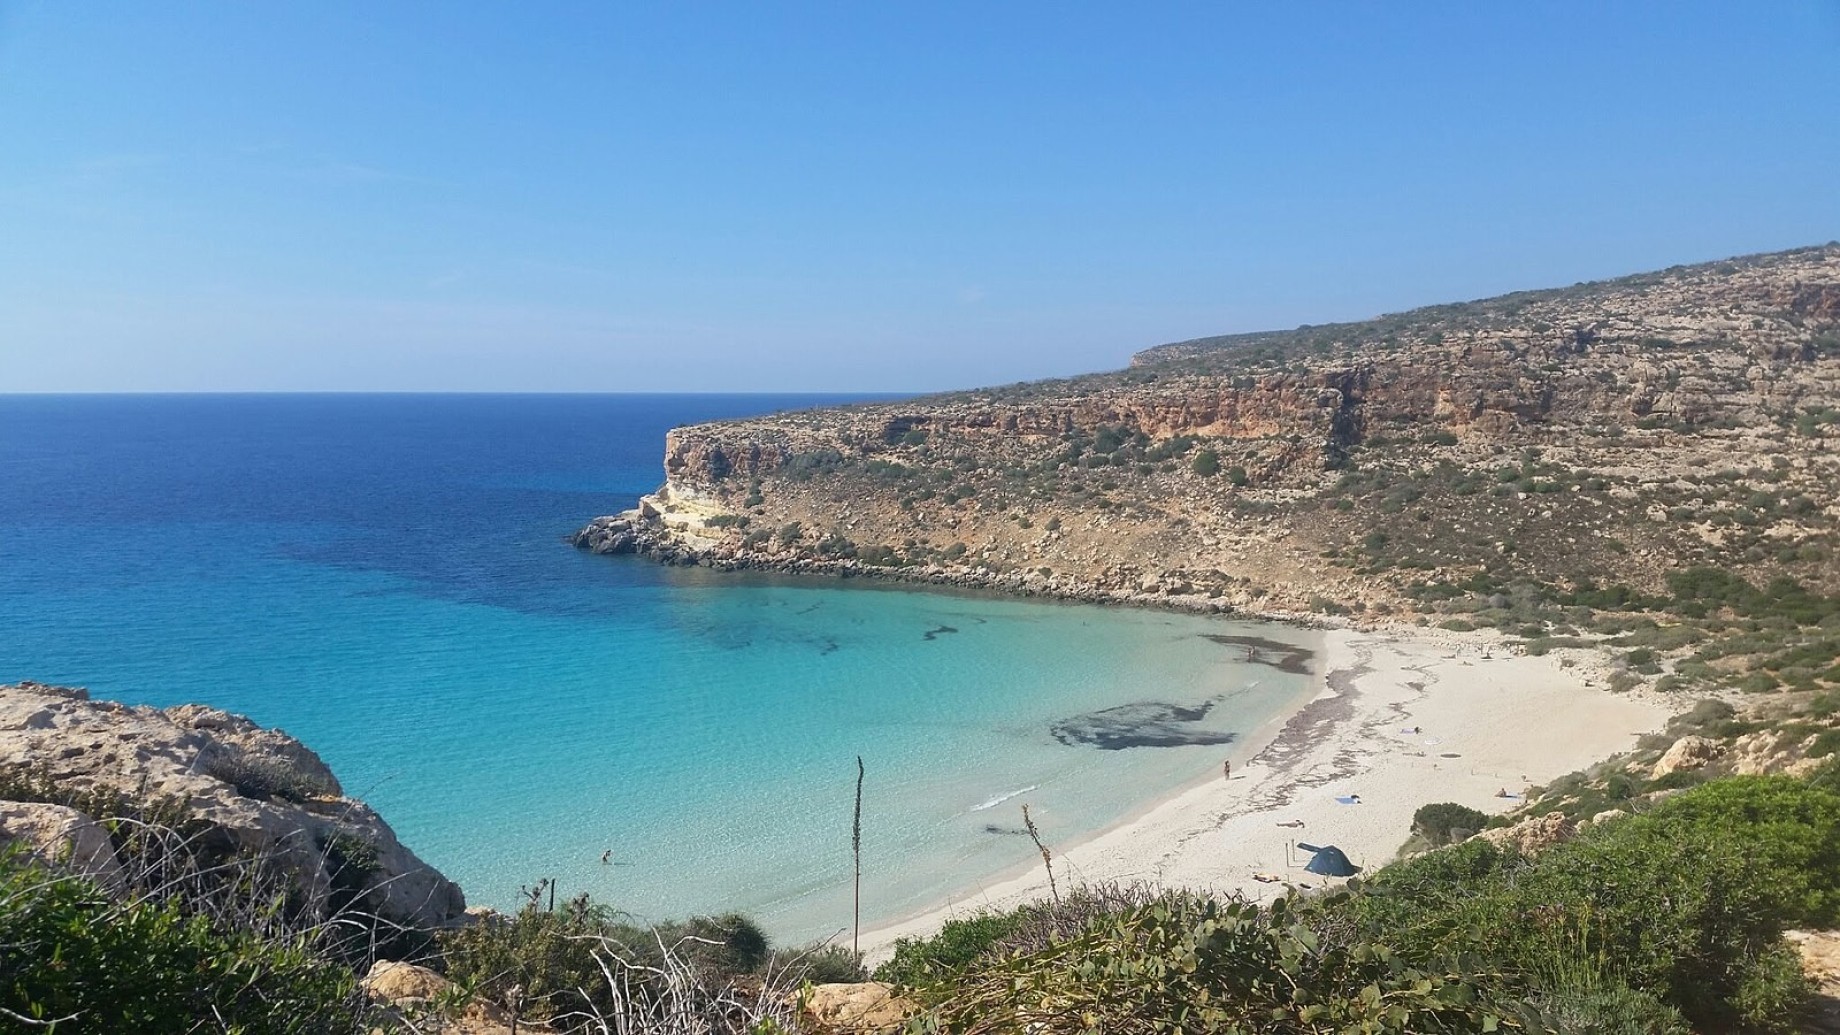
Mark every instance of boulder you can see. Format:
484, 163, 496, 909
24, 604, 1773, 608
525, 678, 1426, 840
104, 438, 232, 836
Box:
363, 960, 455, 1004
1651, 735, 1723, 779
0, 801, 124, 890
1477, 811, 1576, 857
0, 682, 464, 939
362, 960, 525, 1033
798, 982, 915, 1034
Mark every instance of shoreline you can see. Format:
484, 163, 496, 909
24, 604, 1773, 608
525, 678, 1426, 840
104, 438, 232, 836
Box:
857, 624, 1674, 962
572, 507, 1334, 622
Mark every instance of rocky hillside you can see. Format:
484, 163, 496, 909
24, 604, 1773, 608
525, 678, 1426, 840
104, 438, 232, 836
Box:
0, 681, 464, 939
577, 244, 1840, 697
579, 246, 1833, 587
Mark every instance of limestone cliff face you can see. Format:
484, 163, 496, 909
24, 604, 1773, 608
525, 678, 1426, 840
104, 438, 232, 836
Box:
0, 681, 465, 936
579, 245, 1840, 617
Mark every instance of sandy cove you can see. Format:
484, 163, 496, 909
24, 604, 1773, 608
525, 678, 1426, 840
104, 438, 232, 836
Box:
861, 626, 1674, 962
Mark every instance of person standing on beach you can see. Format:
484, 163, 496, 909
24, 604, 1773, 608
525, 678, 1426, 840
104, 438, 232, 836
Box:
1223, 759, 1232, 780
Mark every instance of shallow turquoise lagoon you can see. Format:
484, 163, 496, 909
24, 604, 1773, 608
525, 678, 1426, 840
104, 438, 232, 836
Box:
0, 394, 1315, 938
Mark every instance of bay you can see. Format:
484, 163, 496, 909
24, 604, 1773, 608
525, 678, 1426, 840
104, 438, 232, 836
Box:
0, 394, 1316, 938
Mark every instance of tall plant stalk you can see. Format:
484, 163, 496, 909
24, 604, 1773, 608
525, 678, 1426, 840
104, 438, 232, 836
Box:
853, 755, 864, 956
1022, 804, 1059, 906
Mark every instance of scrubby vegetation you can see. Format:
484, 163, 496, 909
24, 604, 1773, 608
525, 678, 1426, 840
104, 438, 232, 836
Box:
0, 830, 861, 1034
436, 888, 861, 1028
1409, 802, 1491, 847
16, 766, 1840, 1032
0, 848, 365, 1034
877, 770, 1840, 1033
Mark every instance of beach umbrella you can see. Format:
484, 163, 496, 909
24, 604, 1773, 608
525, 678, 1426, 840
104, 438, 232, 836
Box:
1296, 842, 1361, 877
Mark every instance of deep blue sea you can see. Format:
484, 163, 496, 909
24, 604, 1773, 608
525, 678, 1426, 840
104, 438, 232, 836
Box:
0, 394, 1316, 940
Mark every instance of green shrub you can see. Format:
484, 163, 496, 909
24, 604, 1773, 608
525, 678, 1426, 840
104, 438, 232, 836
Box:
1190, 449, 1220, 476
440, 895, 775, 1024
1411, 802, 1491, 847
875, 909, 1027, 985
1674, 698, 1737, 732
0, 851, 361, 1034
440, 895, 619, 1022
202, 750, 333, 804
1647, 767, 1707, 791
1406, 784, 1826, 1029
1802, 728, 1840, 758
1519, 965, 1689, 1035
1639, 775, 1840, 926
770, 943, 865, 984
913, 891, 1510, 1033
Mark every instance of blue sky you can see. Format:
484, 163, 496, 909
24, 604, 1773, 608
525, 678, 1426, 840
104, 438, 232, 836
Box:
3, 3, 1838, 392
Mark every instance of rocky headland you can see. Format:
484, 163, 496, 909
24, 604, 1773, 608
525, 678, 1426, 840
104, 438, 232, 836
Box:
575, 244, 1840, 622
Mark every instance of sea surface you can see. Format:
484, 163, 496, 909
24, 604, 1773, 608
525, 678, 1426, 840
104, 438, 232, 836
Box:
0, 394, 1318, 940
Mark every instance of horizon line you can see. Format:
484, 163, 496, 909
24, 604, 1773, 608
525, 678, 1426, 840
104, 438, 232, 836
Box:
0, 389, 924, 398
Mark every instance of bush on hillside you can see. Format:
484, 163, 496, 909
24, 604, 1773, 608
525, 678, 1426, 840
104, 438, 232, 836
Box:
1411, 802, 1491, 847
913, 890, 1512, 1034
0, 849, 361, 1035
875, 909, 1028, 985
1638, 774, 1840, 925
890, 774, 1840, 1033
768, 942, 867, 984
1354, 776, 1840, 1032
439, 892, 784, 1028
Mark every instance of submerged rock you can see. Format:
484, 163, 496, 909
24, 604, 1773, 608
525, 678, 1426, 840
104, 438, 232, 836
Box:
1050, 699, 1238, 750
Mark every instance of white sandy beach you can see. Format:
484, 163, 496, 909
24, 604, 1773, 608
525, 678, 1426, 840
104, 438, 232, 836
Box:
861, 626, 1674, 961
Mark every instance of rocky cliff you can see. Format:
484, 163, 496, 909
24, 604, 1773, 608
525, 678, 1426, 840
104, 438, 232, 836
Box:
576, 244, 1840, 629
0, 681, 464, 940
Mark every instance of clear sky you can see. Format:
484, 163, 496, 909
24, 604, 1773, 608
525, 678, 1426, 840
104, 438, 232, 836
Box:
3, 3, 1838, 393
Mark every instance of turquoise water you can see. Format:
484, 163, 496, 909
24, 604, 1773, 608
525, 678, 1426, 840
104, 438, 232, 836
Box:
0, 395, 1316, 939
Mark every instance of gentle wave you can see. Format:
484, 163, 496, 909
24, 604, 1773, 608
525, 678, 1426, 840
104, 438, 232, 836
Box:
970, 785, 1038, 812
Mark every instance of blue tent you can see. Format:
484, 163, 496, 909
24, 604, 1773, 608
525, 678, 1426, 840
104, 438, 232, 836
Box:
1296, 842, 1361, 877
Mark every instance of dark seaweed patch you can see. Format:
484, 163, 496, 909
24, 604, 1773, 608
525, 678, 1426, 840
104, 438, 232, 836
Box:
1051, 700, 1238, 750
1203, 634, 1314, 674
922, 625, 959, 641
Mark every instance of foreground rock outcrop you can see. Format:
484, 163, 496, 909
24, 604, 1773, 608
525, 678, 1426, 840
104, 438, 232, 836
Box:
0, 681, 464, 937
797, 982, 915, 1034
1476, 811, 1578, 857
363, 960, 540, 1034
